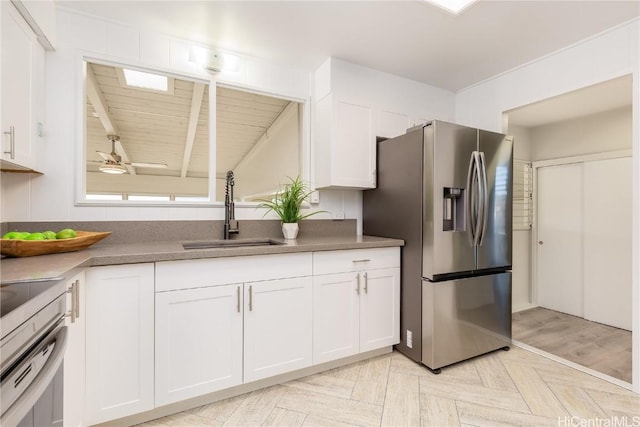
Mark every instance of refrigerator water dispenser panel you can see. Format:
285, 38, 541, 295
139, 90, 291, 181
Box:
443, 187, 465, 232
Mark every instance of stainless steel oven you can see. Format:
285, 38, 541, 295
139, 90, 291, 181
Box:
1, 278, 68, 426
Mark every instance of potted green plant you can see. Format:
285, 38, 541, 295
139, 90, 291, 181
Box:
258, 176, 322, 239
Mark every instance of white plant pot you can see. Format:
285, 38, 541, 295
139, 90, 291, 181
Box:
282, 223, 299, 240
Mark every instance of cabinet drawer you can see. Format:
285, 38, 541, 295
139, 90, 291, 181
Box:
156, 253, 312, 292
313, 247, 400, 275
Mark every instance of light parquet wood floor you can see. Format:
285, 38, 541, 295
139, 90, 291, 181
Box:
512, 307, 632, 383
140, 347, 639, 427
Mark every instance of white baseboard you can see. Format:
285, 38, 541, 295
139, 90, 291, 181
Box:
512, 302, 537, 313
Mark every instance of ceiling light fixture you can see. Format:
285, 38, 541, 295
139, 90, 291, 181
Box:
99, 161, 127, 174
424, 0, 478, 15
189, 46, 240, 74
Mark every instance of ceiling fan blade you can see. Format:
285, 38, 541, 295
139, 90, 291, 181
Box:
97, 151, 116, 161
126, 162, 168, 169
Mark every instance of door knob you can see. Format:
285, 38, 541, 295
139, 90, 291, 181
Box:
538, 241, 544, 245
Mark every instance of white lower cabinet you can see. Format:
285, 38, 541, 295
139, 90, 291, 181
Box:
155, 284, 243, 406
154, 253, 313, 406
244, 277, 313, 382
85, 264, 155, 425
80, 248, 400, 422
359, 268, 401, 352
312, 272, 360, 362
313, 248, 400, 364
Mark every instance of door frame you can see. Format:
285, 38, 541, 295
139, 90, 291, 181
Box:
531, 149, 632, 308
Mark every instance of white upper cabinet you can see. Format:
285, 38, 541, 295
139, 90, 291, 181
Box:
312, 57, 455, 190
313, 60, 376, 190
1, 1, 45, 171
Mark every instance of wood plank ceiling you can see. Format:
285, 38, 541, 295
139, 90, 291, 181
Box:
86, 62, 290, 193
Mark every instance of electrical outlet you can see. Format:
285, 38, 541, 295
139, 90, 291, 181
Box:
309, 191, 320, 204
407, 330, 413, 348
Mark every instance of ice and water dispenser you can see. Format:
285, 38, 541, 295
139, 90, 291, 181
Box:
443, 187, 465, 231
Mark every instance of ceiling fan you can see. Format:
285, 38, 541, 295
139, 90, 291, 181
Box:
94, 135, 168, 174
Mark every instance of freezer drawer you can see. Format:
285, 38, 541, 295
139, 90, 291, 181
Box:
421, 272, 511, 370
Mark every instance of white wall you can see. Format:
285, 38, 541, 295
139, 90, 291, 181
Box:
508, 108, 633, 313
0, 7, 314, 223
508, 125, 533, 312
0, 8, 456, 228
456, 18, 639, 390
530, 106, 632, 161
509, 125, 533, 160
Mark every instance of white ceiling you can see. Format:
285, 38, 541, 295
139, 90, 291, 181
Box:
58, 1, 640, 92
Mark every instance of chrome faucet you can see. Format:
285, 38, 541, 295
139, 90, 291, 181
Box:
224, 170, 239, 240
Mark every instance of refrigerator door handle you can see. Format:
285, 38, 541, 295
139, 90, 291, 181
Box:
466, 152, 477, 246
467, 151, 484, 247
477, 151, 489, 246
472, 151, 484, 247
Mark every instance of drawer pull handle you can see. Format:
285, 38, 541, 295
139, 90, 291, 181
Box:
352, 259, 371, 263
355, 274, 360, 295
65, 280, 79, 323
363, 272, 368, 294
237, 286, 241, 313
249, 285, 253, 311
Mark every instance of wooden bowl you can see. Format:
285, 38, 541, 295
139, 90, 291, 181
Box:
1, 231, 112, 257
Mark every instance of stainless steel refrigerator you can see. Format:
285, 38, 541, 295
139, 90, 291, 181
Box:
363, 120, 513, 373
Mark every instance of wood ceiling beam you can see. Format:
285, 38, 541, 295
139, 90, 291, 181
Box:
180, 82, 205, 178
86, 64, 137, 175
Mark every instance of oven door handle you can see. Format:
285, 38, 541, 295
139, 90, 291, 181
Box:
0, 325, 68, 427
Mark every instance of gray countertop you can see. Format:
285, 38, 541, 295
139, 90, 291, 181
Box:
0, 235, 404, 283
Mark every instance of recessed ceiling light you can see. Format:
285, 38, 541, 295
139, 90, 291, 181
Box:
424, 0, 478, 15
122, 68, 168, 92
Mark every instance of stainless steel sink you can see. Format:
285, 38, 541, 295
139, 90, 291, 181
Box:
182, 238, 285, 250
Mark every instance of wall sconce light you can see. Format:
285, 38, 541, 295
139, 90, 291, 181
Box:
189, 46, 240, 74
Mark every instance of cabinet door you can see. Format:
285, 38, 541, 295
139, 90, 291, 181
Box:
1, 2, 40, 169
244, 277, 313, 382
359, 268, 400, 352
315, 94, 375, 190
155, 284, 243, 406
312, 272, 359, 364
63, 271, 86, 427
334, 101, 375, 188
85, 264, 154, 425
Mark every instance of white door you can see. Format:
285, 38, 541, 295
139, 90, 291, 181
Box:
85, 264, 155, 425
359, 268, 401, 352
536, 163, 584, 317
312, 272, 360, 364
244, 277, 313, 382
155, 284, 243, 406
583, 157, 632, 330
